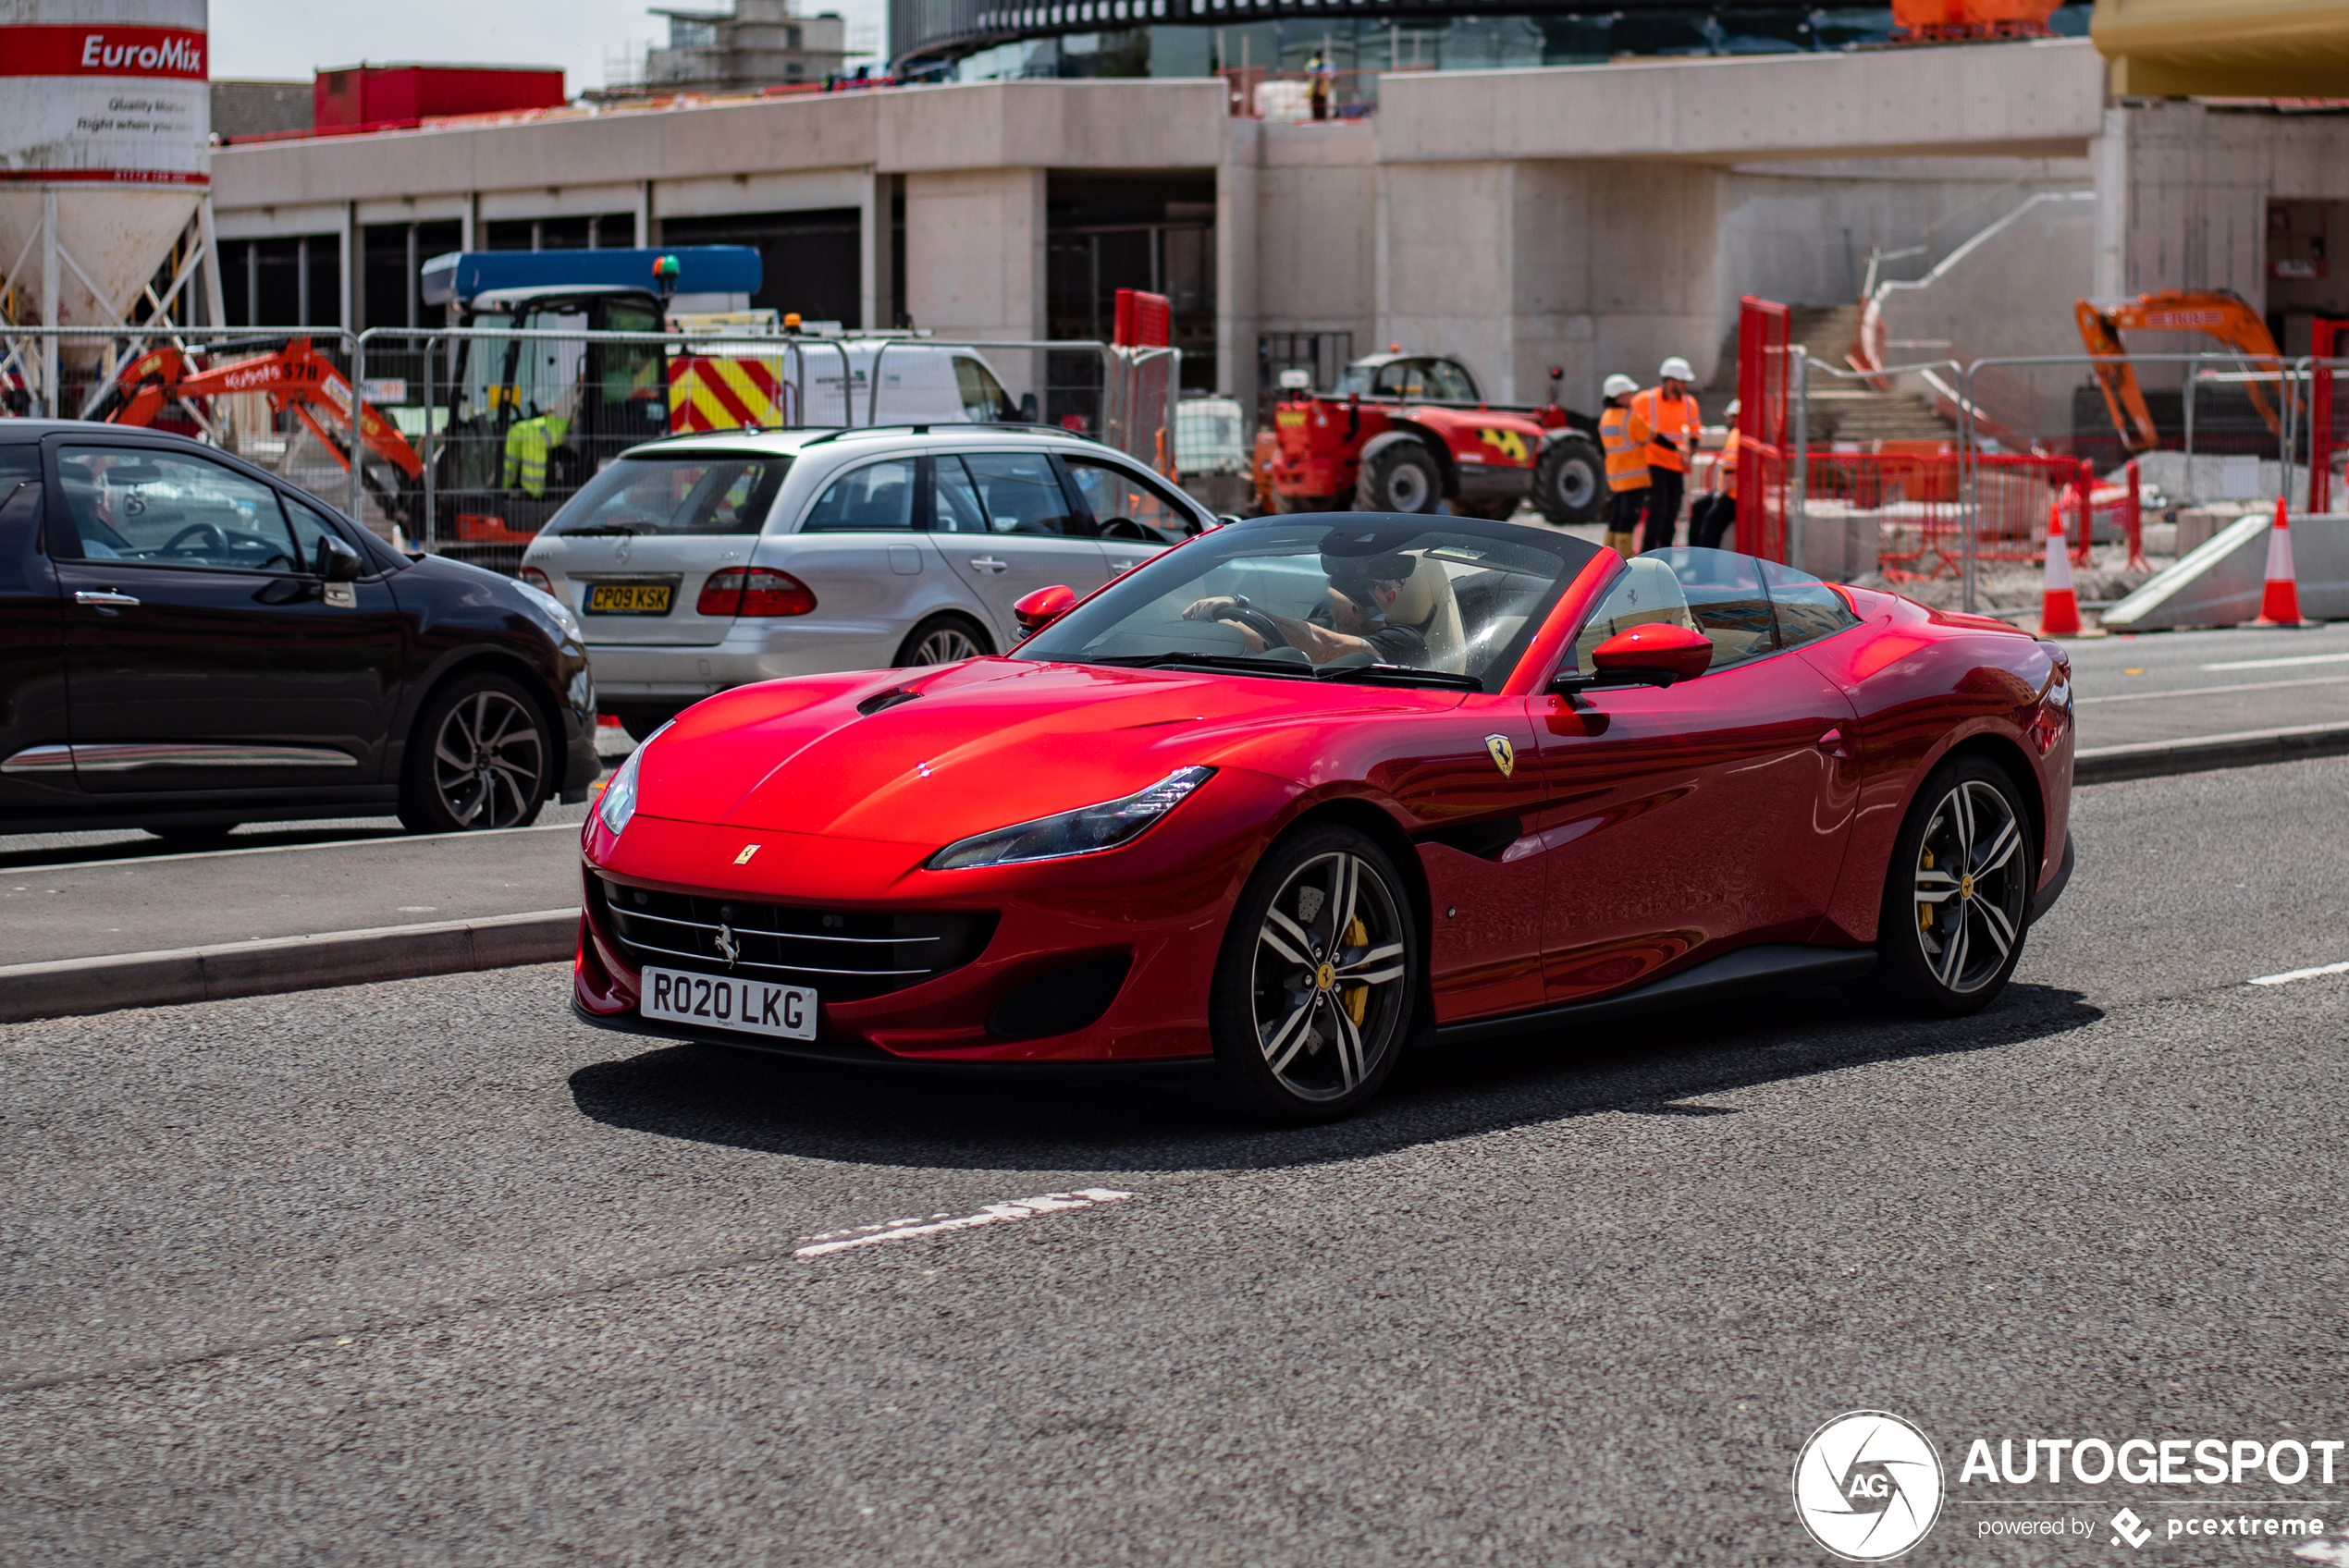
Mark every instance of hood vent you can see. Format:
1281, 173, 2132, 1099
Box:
855, 687, 922, 717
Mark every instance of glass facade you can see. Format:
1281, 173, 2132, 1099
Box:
899, 1, 2089, 78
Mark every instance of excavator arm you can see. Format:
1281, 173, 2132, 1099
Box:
93, 338, 423, 514
2075, 290, 2287, 454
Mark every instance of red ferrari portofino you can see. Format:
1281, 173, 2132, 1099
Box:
573, 516, 2073, 1121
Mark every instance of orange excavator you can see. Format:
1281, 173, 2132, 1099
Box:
85, 337, 424, 523
2075, 289, 2289, 454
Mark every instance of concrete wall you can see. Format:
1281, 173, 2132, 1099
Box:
903, 167, 1047, 397
1876, 191, 2097, 368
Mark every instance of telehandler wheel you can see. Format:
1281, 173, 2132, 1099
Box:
1355, 441, 1443, 514
1532, 435, 1605, 526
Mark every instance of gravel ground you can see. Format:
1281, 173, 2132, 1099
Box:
4, 758, 2347, 1565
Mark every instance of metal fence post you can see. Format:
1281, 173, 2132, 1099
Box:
1960, 359, 1977, 613
348, 329, 365, 524
422, 330, 438, 552
1789, 346, 1808, 574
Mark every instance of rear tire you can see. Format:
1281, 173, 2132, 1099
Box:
1532, 435, 1605, 525
1863, 754, 2033, 1016
1211, 824, 1418, 1124
398, 672, 553, 833
1355, 442, 1443, 515
894, 615, 992, 667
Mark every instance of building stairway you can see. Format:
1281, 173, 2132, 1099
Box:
1709, 302, 1959, 445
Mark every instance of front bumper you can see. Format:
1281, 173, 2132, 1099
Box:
570, 768, 1295, 1063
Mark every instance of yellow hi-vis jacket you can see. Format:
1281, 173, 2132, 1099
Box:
502, 414, 571, 497
1600, 402, 1651, 493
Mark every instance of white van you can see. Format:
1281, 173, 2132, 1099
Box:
677, 333, 1027, 428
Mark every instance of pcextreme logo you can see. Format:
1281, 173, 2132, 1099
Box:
1793, 1411, 1946, 1562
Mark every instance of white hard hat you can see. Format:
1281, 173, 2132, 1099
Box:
1603, 373, 1639, 399
1659, 356, 1694, 382
1725, 398, 1741, 417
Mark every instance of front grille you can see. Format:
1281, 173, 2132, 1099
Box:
594, 877, 995, 1002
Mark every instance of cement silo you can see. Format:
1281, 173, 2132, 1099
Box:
0, 0, 217, 412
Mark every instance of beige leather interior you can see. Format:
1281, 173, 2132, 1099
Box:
1389, 554, 1468, 672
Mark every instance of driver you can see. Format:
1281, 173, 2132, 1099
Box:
1180, 548, 1429, 667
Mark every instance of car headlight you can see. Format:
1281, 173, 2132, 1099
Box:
926, 766, 1214, 871
517, 579, 583, 642
596, 723, 670, 837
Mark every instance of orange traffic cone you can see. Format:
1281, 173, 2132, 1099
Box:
2250, 496, 2311, 628
2038, 494, 2081, 637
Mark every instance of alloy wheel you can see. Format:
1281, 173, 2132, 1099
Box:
431, 691, 546, 829
1249, 851, 1409, 1103
1911, 778, 2029, 994
908, 625, 982, 664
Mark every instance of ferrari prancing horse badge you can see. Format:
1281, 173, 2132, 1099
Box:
1484, 735, 1515, 778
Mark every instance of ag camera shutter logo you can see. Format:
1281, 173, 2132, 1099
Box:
1792, 1411, 1945, 1561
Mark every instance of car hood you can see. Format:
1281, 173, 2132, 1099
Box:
631, 657, 1455, 843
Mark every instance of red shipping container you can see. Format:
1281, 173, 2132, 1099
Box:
314, 64, 565, 132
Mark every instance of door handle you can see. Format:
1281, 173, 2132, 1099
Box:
968, 556, 1009, 574
74, 589, 140, 607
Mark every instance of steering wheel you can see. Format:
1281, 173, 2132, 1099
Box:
161, 522, 227, 557
1212, 604, 1290, 650
1098, 516, 1153, 542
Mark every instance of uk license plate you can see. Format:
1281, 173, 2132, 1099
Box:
585, 582, 673, 615
640, 965, 816, 1040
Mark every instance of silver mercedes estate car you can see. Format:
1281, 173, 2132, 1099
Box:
518, 425, 1216, 737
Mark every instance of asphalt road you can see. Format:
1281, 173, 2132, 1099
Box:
6, 755, 2348, 1564
2073, 620, 2349, 752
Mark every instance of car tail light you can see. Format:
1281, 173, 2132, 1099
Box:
519, 565, 554, 593
698, 567, 817, 618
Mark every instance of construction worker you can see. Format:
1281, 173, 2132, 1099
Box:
1691, 398, 1740, 550
1597, 373, 1650, 557
1630, 355, 1701, 553
1307, 52, 1334, 120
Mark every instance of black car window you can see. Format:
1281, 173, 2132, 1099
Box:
55, 447, 301, 572
281, 495, 354, 573
1760, 558, 1862, 650
1061, 456, 1195, 540
1425, 361, 1477, 401
799, 458, 916, 532
544, 453, 785, 536
1642, 547, 1777, 668
931, 456, 989, 533
958, 452, 1077, 535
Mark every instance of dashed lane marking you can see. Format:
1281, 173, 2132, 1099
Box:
2248, 960, 2349, 987
2203, 651, 2349, 673
794, 1189, 1133, 1259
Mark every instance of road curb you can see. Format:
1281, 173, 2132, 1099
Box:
0, 909, 578, 1025
2074, 722, 2349, 785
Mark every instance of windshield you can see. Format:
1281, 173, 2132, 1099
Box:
543, 451, 788, 536
1019, 517, 1600, 692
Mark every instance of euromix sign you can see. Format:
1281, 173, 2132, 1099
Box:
1792, 1411, 2344, 1560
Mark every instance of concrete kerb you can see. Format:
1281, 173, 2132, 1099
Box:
2073, 721, 2349, 785
0, 909, 578, 1025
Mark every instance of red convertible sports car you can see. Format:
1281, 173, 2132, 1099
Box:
572, 514, 2074, 1122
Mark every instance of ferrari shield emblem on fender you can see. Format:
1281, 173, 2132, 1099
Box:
1484, 734, 1516, 778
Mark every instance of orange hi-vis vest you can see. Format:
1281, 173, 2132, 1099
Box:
1600, 402, 1651, 492
1632, 386, 1700, 473
1719, 427, 1742, 498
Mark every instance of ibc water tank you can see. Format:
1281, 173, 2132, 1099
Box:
0, 2, 211, 331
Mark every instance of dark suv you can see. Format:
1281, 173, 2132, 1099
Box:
0, 423, 599, 842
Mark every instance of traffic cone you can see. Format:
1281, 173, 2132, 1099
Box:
2038, 494, 2082, 637
2250, 496, 2311, 628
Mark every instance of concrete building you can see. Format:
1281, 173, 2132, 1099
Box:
607, 0, 853, 95
209, 36, 2349, 433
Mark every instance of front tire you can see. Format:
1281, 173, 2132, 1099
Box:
1866, 755, 2034, 1015
1355, 441, 1443, 514
1532, 435, 1605, 525
1211, 825, 1418, 1123
399, 673, 553, 833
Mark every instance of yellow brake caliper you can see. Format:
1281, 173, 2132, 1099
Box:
1919, 847, 1936, 931
1341, 916, 1370, 1024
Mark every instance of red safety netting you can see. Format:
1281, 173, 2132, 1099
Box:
1735, 296, 1790, 564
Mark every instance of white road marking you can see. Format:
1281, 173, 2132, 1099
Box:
794, 1189, 1133, 1259
2203, 651, 2349, 672
2248, 960, 2349, 987
0, 818, 579, 876
2076, 675, 2349, 704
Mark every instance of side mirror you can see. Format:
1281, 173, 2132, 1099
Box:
316, 534, 363, 582
1556, 622, 1714, 692
1016, 391, 1039, 423
1013, 583, 1076, 631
